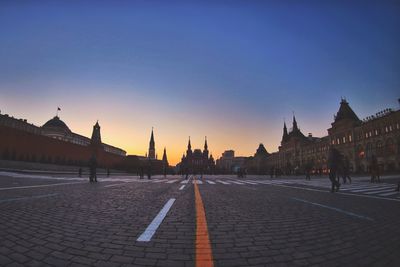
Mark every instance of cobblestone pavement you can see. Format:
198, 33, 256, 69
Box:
0, 172, 399, 266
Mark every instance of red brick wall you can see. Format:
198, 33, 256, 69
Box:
0, 125, 124, 168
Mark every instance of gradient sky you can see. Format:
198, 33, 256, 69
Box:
1, 1, 399, 165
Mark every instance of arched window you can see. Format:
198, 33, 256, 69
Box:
366, 143, 374, 159
385, 138, 395, 155
376, 141, 383, 156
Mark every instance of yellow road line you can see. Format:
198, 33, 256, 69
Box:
194, 177, 214, 267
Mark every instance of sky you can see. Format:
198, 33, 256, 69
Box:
0, 1, 399, 165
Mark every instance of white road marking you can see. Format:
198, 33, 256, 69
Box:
363, 188, 396, 195
206, 180, 216, 184
193, 180, 203, 184
264, 183, 400, 202
137, 198, 176, 242
241, 180, 258, 185
179, 185, 186, 190
151, 179, 167, 183
103, 183, 130, 188
0, 181, 85, 191
181, 180, 190, 184
166, 179, 178, 184
291, 197, 374, 221
0, 193, 59, 203
216, 180, 230, 185
227, 180, 245, 185
379, 191, 399, 197
351, 186, 394, 193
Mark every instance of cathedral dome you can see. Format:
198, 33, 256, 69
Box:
42, 116, 71, 132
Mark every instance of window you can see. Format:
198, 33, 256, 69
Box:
366, 143, 374, 159
342, 137, 346, 143
386, 138, 395, 155
376, 141, 383, 156
349, 135, 352, 142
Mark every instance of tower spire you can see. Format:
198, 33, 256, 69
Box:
162, 147, 168, 166
282, 120, 288, 142
203, 136, 209, 159
148, 128, 155, 159
292, 112, 298, 131
186, 136, 192, 156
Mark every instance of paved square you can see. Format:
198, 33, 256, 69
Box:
1, 172, 400, 266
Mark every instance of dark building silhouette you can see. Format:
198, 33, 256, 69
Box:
178, 137, 215, 174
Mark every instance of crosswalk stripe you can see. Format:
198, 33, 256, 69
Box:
363, 188, 396, 195
206, 180, 216, 184
181, 180, 190, 184
227, 180, 245, 185
193, 180, 203, 184
151, 179, 167, 183
241, 180, 259, 185
216, 180, 230, 185
351, 186, 394, 193
166, 179, 178, 184
341, 184, 383, 190
379, 191, 399, 197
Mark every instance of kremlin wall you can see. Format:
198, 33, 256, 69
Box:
0, 112, 168, 173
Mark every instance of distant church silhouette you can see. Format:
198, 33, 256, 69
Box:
178, 137, 215, 175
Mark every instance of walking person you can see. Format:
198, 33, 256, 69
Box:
304, 162, 312, 181
370, 155, 380, 183
89, 154, 97, 183
139, 166, 144, 179
147, 163, 152, 180
328, 147, 341, 193
341, 156, 352, 184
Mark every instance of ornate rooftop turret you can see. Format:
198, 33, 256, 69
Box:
334, 98, 360, 123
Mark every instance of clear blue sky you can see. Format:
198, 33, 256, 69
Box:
1, 1, 399, 164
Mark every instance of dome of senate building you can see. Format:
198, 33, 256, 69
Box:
42, 116, 71, 132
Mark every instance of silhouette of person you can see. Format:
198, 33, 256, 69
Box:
341, 156, 351, 184
305, 163, 312, 181
185, 167, 189, 180
328, 147, 341, 192
89, 154, 97, 182
78, 167, 82, 178
139, 166, 144, 179
147, 162, 152, 180
107, 168, 110, 177
370, 155, 380, 183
